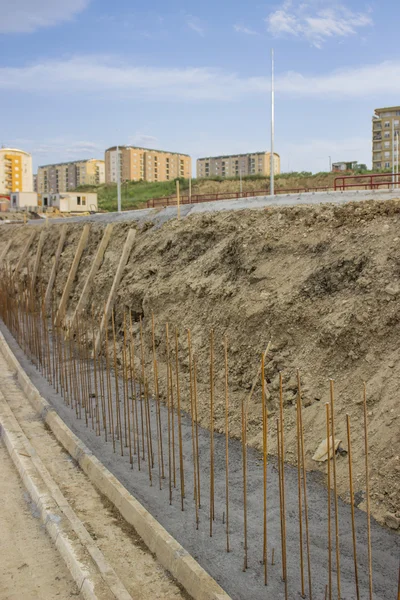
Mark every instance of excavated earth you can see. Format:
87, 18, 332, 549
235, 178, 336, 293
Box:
1, 199, 400, 532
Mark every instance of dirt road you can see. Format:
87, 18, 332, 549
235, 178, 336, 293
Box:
0, 443, 80, 600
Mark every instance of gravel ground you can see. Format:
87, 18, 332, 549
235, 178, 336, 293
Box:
1, 323, 399, 600
26, 188, 400, 228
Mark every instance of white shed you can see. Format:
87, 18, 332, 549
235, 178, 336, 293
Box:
42, 192, 98, 213
10, 192, 38, 210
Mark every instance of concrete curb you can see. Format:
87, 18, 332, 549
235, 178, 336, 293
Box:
0, 329, 231, 600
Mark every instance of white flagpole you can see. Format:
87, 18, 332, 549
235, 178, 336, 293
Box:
270, 48, 275, 196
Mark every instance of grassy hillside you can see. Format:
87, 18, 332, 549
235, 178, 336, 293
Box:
77, 170, 383, 212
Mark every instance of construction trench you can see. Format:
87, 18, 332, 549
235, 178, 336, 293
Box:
0, 200, 399, 600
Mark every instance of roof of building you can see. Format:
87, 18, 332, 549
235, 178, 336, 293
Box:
197, 152, 280, 161
0, 148, 31, 157
105, 146, 190, 157
38, 158, 104, 168
374, 106, 400, 114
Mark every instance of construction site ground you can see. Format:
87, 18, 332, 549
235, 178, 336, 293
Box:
1, 195, 400, 598
1, 323, 398, 600
0, 439, 81, 600
0, 350, 187, 600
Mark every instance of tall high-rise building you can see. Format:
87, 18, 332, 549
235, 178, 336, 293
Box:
372, 106, 400, 171
37, 159, 105, 193
105, 146, 191, 183
0, 148, 33, 195
196, 151, 280, 179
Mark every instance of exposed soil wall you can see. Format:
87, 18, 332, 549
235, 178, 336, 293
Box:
1, 198, 399, 530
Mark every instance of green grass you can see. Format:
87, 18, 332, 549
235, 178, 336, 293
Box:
76, 179, 190, 212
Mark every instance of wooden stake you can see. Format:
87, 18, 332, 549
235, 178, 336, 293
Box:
45, 225, 67, 311
94, 229, 136, 353
225, 336, 230, 553
71, 223, 114, 324
363, 383, 373, 600
326, 403, 332, 600
346, 414, 360, 600
56, 224, 90, 325
32, 229, 46, 290
330, 380, 341, 599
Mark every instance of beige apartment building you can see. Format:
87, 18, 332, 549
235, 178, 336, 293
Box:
196, 151, 280, 179
105, 146, 191, 183
37, 159, 105, 193
372, 106, 400, 171
0, 148, 33, 195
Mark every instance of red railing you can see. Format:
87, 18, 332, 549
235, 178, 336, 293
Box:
145, 186, 331, 208
334, 173, 400, 191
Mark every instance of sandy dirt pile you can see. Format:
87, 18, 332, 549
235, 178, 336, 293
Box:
1, 199, 400, 529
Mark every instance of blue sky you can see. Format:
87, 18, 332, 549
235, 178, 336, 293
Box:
0, 0, 399, 174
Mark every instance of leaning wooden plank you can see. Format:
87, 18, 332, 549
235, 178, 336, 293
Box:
14, 230, 36, 277
31, 228, 47, 289
71, 223, 114, 325
95, 228, 136, 354
0, 240, 12, 264
44, 225, 67, 311
55, 224, 90, 326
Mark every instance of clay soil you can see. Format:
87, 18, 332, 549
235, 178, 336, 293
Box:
2, 198, 400, 530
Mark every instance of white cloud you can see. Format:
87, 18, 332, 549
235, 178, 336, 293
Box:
0, 0, 91, 33
281, 136, 371, 172
0, 55, 399, 100
234, 24, 258, 35
267, 2, 372, 47
32, 140, 102, 160
129, 133, 159, 147
186, 15, 205, 36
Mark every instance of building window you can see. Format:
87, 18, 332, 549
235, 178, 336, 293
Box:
384, 142, 390, 148
82, 197, 86, 206
384, 152, 390, 158
77, 196, 81, 205
385, 162, 390, 168
384, 132, 390, 138
385, 121, 391, 128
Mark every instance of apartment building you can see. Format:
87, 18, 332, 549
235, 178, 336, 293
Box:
105, 146, 191, 184
0, 148, 33, 195
37, 159, 105, 193
196, 151, 280, 179
372, 106, 400, 171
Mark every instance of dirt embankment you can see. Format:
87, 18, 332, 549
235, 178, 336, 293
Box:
1, 199, 400, 529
